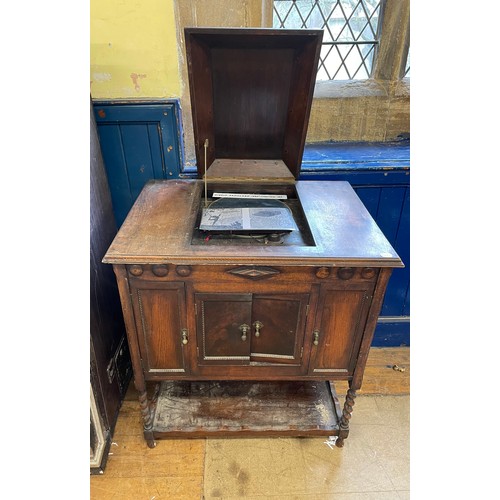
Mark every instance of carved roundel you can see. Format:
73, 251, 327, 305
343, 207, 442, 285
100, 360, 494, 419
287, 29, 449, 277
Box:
129, 264, 143, 276
315, 267, 330, 279
361, 267, 375, 279
152, 264, 169, 277
337, 267, 355, 280
176, 265, 192, 277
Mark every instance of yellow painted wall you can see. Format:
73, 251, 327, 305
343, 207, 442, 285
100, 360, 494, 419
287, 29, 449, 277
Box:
90, 0, 181, 99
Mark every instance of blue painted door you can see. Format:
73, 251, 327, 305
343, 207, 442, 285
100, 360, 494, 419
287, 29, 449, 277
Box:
94, 102, 183, 226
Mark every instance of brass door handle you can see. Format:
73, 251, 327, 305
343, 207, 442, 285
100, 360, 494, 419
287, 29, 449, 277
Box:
253, 321, 263, 337
313, 330, 320, 346
181, 328, 188, 345
239, 323, 250, 341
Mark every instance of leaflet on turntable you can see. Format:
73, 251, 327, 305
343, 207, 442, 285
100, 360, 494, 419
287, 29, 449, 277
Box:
199, 206, 298, 233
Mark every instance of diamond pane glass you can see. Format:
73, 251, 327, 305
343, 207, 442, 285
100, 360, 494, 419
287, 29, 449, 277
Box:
273, 0, 382, 81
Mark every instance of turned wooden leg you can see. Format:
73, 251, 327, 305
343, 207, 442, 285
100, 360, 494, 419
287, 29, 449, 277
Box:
336, 388, 357, 448
138, 389, 156, 448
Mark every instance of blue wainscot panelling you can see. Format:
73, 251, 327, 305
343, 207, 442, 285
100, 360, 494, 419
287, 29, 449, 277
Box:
93, 101, 184, 226
93, 99, 409, 347
301, 138, 410, 347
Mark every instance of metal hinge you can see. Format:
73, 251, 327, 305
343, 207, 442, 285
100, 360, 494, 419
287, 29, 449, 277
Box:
300, 347, 304, 359
195, 303, 198, 316
305, 304, 309, 317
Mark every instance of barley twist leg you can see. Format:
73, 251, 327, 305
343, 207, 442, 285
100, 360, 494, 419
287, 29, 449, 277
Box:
138, 390, 156, 448
336, 388, 357, 448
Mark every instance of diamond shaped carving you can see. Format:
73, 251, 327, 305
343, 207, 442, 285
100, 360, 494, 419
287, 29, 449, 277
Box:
227, 266, 281, 280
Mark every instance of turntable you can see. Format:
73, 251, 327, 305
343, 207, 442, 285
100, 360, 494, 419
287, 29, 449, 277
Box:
103, 28, 403, 448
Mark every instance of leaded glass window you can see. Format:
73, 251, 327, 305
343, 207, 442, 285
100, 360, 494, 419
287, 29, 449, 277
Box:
273, 0, 383, 80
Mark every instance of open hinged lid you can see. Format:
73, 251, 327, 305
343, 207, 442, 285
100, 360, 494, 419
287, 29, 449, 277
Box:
184, 27, 323, 183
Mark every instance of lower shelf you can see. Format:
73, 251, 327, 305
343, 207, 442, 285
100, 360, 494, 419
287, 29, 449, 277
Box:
151, 380, 342, 438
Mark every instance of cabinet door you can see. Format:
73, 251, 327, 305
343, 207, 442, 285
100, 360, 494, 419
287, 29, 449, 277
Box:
250, 294, 309, 365
195, 292, 309, 367
131, 281, 188, 375
309, 286, 371, 375
195, 293, 252, 364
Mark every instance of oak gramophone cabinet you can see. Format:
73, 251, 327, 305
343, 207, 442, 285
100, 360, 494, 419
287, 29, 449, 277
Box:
103, 28, 403, 448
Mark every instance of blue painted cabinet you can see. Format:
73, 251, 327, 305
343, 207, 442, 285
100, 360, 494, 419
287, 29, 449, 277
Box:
301, 141, 410, 346
94, 102, 409, 346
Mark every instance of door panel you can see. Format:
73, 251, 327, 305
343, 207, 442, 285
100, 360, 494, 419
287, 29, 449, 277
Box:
131, 281, 187, 374
250, 294, 309, 365
94, 102, 183, 227
309, 287, 371, 375
196, 293, 252, 363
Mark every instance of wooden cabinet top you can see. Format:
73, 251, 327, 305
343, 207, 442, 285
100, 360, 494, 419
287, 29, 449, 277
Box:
103, 180, 403, 268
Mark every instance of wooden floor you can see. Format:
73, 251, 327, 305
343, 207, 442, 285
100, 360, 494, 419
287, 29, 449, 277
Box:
90, 347, 410, 499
